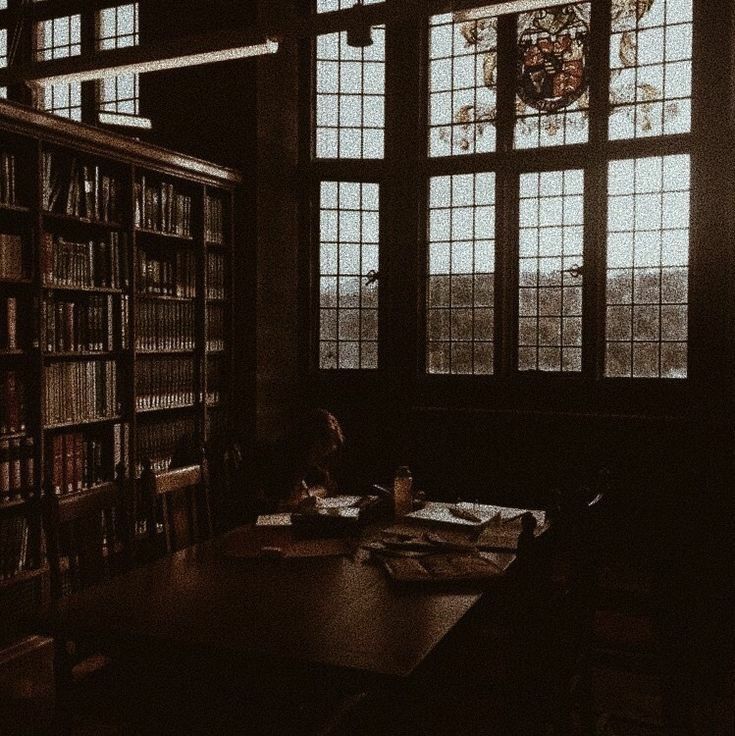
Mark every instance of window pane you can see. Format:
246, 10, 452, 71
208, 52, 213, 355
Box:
0, 27, 6, 99
316, 0, 381, 12
518, 170, 584, 372
429, 7, 498, 157
609, 0, 692, 139
97, 4, 140, 115
35, 15, 82, 120
315, 28, 385, 159
515, 4, 590, 149
605, 155, 689, 378
427, 173, 495, 375
319, 182, 379, 369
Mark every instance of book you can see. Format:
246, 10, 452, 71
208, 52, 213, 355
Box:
0, 370, 25, 434
1, 296, 18, 350
404, 501, 505, 530
0, 233, 24, 280
1, 151, 17, 206
380, 550, 514, 584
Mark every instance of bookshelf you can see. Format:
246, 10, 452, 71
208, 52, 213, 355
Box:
0, 100, 239, 630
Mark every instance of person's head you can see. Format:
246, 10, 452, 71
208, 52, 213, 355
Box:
296, 408, 345, 468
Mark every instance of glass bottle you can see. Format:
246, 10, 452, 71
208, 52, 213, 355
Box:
393, 465, 413, 517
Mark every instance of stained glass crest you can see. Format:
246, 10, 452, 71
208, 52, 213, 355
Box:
517, 4, 590, 114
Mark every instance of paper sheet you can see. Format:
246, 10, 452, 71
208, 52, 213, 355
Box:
256, 513, 292, 526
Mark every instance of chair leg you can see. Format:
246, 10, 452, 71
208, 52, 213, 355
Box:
51, 637, 73, 735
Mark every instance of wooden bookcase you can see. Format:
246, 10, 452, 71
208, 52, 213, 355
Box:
0, 100, 239, 624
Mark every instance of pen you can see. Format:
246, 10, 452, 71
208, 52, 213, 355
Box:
371, 484, 393, 498
448, 506, 482, 523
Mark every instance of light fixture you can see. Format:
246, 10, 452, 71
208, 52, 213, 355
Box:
0, 32, 279, 87
346, 0, 373, 48
98, 112, 152, 130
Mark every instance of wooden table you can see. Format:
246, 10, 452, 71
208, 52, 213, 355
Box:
43, 524, 509, 683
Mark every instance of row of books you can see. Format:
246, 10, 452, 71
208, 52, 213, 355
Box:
46, 422, 129, 497
42, 232, 128, 290
42, 295, 114, 354
43, 361, 118, 426
0, 152, 17, 207
206, 304, 226, 352
135, 417, 195, 477
206, 252, 227, 300
135, 178, 193, 237
137, 248, 196, 297
47, 432, 107, 496
135, 301, 195, 352
0, 233, 25, 281
0, 435, 35, 502
1, 370, 25, 435
205, 195, 225, 244
135, 357, 195, 411
43, 153, 121, 222
1, 296, 18, 351
0, 516, 30, 581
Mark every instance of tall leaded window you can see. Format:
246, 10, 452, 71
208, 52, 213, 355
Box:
315, 26, 385, 158
518, 169, 584, 372
427, 173, 495, 374
609, 0, 692, 139
35, 15, 82, 120
310, 0, 697, 383
429, 7, 498, 157
97, 3, 140, 116
319, 182, 380, 370
605, 154, 689, 378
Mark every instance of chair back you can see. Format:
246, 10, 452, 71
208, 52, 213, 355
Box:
145, 460, 212, 554
44, 479, 128, 599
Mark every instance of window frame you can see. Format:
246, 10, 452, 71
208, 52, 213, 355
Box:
306, 2, 388, 375
95, 2, 141, 119
303, 0, 727, 414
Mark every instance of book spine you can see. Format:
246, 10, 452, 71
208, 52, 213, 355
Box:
51, 434, 63, 496
5, 296, 16, 350
63, 433, 74, 495
0, 439, 10, 502
22, 436, 35, 498
74, 432, 84, 491
9, 438, 22, 501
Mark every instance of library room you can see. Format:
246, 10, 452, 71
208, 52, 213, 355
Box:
0, 0, 732, 734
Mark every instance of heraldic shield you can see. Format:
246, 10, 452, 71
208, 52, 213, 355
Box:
517, 4, 590, 114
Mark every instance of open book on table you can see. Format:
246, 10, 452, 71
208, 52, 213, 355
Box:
404, 501, 546, 529
380, 551, 514, 584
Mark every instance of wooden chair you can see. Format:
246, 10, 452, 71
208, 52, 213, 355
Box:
465, 488, 606, 736
144, 454, 213, 555
44, 479, 129, 601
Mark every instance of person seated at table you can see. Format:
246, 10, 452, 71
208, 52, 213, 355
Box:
255, 408, 345, 513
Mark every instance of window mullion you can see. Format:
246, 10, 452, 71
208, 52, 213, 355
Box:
494, 14, 517, 376
80, 4, 96, 124
584, 0, 612, 379
382, 0, 422, 376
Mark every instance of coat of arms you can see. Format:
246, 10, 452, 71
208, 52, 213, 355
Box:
517, 4, 590, 114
